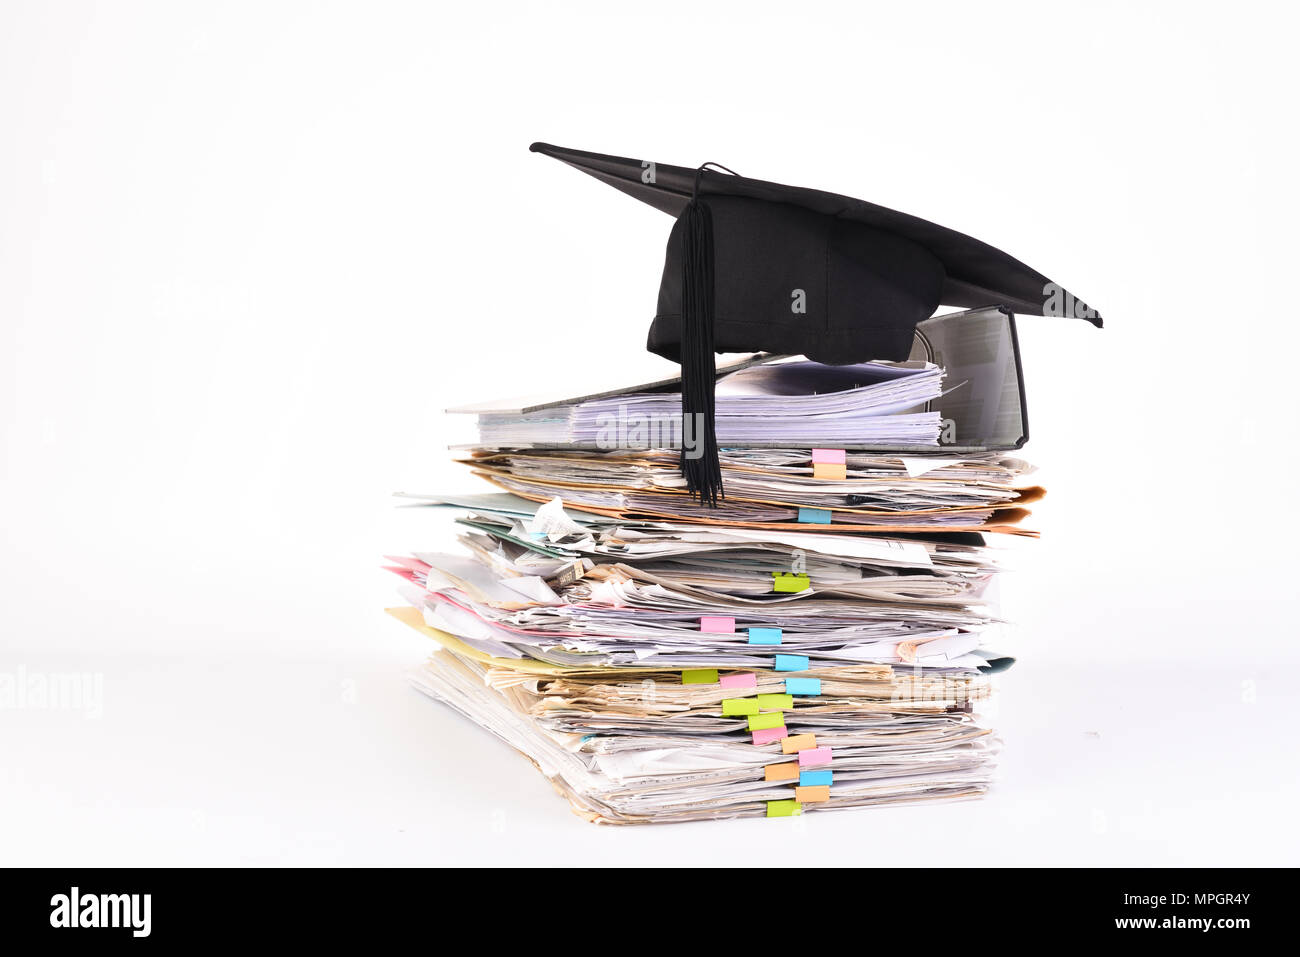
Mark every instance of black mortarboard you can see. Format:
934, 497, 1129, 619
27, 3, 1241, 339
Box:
530, 141, 1102, 504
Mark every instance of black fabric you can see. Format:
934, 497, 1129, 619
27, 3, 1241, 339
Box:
676, 193, 723, 505
652, 194, 943, 364
530, 141, 1103, 330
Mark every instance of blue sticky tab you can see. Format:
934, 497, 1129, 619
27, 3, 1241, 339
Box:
774, 654, 810, 672
747, 627, 782, 646
797, 507, 832, 524
800, 769, 833, 787
784, 677, 821, 696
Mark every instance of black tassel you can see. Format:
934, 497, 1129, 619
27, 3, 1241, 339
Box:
679, 193, 723, 507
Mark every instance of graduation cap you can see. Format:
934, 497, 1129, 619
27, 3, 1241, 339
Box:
530, 141, 1102, 505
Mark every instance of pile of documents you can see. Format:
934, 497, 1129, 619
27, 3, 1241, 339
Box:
387, 307, 1036, 823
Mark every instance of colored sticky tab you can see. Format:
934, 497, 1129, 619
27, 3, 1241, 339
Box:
782, 733, 817, 754
721, 697, 759, 716
751, 726, 788, 745
681, 668, 718, 685
800, 769, 833, 787
797, 507, 832, 524
765, 762, 800, 782
748, 712, 784, 731
766, 799, 802, 818
812, 462, 847, 480
747, 627, 782, 646
699, 616, 735, 634
775, 654, 810, 672
756, 693, 793, 711
772, 573, 811, 593
719, 672, 757, 689
798, 746, 833, 768
784, 677, 821, 696
811, 448, 846, 464
795, 785, 830, 803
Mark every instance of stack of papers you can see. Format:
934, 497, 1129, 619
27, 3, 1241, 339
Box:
473, 361, 946, 448
447, 447, 1041, 532
388, 322, 1036, 823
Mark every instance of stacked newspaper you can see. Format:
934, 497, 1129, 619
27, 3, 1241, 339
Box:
387, 308, 1035, 823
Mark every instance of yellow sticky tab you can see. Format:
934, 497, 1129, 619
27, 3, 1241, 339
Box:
765, 762, 799, 782
781, 733, 817, 754
795, 785, 830, 803
812, 462, 847, 480
682, 668, 718, 685
756, 693, 794, 711
721, 697, 759, 716
772, 573, 811, 593
747, 712, 784, 731
767, 800, 802, 817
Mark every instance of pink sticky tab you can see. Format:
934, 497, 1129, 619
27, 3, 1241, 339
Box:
752, 726, 788, 746
699, 616, 736, 634
811, 448, 846, 465
798, 746, 833, 767
719, 672, 757, 689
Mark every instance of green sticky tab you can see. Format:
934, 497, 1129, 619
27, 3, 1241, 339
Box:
756, 693, 794, 711
721, 697, 760, 716
772, 573, 811, 593
767, 799, 802, 818
748, 711, 785, 731
682, 668, 718, 685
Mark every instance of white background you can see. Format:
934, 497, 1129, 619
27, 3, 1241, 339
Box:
3, 1, 1298, 866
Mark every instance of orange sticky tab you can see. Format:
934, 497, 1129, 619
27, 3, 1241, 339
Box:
759, 759, 800, 780
781, 733, 817, 754
795, 785, 830, 803
812, 462, 847, 480
764, 762, 800, 782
